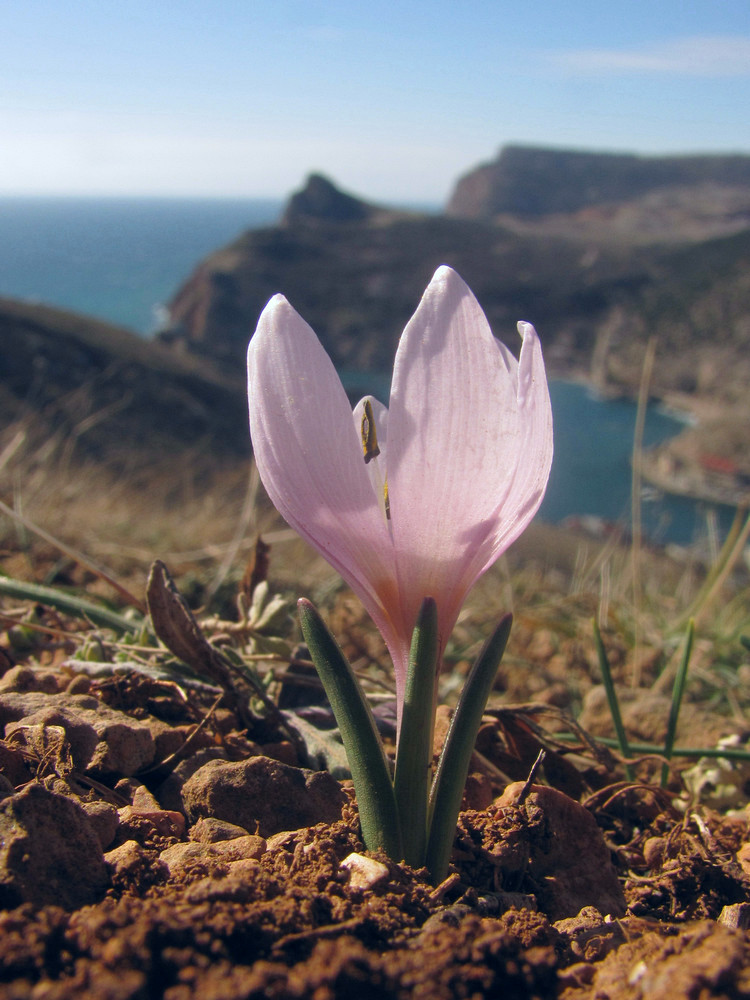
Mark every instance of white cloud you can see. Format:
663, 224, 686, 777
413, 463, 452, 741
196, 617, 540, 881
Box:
555, 35, 750, 78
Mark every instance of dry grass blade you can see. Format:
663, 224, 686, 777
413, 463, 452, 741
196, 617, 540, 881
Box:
630, 335, 656, 687
0, 497, 144, 612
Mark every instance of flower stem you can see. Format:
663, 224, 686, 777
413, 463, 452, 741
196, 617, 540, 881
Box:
298, 598, 403, 859
393, 597, 439, 868
661, 618, 695, 787
425, 613, 512, 884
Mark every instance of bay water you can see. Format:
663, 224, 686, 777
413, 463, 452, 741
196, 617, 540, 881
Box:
0, 197, 734, 547
0, 196, 282, 333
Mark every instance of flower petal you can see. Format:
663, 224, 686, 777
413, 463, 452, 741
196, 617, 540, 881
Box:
247, 296, 395, 623
385, 266, 527, 643
450, 320, 553, 597
478, 321, 553, 566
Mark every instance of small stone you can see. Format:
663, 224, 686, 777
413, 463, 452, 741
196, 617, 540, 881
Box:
131, 784, 161, 812
65, 674, 91, 695
159, 835, 266, 878
118, 805, 185, 839
1, 692, 155, 777
340, 852, 389, 890
553, 906, 623, 962
718, 902, 750, 929
265, 830, 301, 852
105, 840, 156, 877
213, 836, 266, 862
643, 836, 665, 868
114, 778, 140, 803
0, 666, 61, 693
190, 817, 250, 843
0, 667, 37, 692
736, 842, 750, 876
158, 842, 209, 877
105, 840, 168, 893
181, 756, 345, 838
0, 784, 110, 909
80, 800, 120, 850
155, 747, 229, 814
184, 864, 262, 903
486, 782, 627, 920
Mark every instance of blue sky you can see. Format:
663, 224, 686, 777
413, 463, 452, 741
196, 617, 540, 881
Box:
1, 0, 749, 203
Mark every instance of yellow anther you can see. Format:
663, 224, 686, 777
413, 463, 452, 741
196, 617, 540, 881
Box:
360, 399, 381, 464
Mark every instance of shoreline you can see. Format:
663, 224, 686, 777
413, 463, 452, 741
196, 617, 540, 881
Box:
548, 361, 749, 510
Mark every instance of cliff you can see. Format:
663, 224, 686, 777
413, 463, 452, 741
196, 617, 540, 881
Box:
281, 173, 382, 225
162, 170, 750, 414
446, 145, 750, 231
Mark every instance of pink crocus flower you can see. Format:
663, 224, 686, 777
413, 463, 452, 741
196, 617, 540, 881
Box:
247, 266, 553, 726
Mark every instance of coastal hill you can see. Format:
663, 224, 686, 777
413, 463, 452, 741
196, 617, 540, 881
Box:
282, 172, 382, 225
446, 145, 750, 239
0, 296, 249, 475
0, 296, 254, 578
163, 156, 750, 412
161, 148, 750, 507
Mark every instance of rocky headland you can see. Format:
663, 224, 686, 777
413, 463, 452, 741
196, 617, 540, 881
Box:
159, 147, 750, 507
163, 149, 750, 406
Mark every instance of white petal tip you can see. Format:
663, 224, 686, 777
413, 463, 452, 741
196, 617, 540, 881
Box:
263, 293, 292, 318
432, 264, 457, 280
516, 321, 537, 339
430, 264, 468, 292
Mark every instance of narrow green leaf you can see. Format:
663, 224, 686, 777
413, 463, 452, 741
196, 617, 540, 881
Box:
661, 619, 695, 787
0, 574, 142, 635
297, 598, 402, 859
554, 731, 750, 761
425, 613, 512, 884
393, 597, 439, 868
592, 619, 634, 781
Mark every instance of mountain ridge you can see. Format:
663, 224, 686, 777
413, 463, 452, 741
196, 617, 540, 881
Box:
446, 144, 750, 224
162, 159, 750, 415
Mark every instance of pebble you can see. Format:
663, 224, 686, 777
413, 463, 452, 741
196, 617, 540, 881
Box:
340, 852, 389, 890
0, 784, 110, 909
181, 755, 345, 838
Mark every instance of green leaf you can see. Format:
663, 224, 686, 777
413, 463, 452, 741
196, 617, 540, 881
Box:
280, 710, 352, 779
0, 574, 142, 635
425, 613, 512, 884
592, 619, 633, 781
661, 619, 695, 787
298, 598, 402, 859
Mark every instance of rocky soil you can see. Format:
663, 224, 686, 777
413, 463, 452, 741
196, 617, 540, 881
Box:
2, 567, 750, 1000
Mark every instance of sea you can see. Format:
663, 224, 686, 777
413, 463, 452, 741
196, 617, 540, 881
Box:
0, 196, 737, 549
